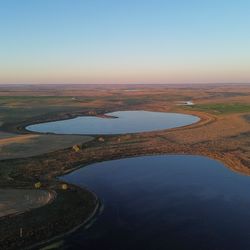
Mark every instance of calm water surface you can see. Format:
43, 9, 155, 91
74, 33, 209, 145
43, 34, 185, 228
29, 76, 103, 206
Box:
61, 155, 250, 250
27, 111, 199, 134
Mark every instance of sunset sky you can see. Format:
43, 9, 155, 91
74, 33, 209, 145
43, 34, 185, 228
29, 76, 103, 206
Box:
1, 0, 250, 84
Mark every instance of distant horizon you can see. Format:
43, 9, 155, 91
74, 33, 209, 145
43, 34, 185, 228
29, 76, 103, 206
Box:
1, 1, 250, 84
1, 82, 250, 86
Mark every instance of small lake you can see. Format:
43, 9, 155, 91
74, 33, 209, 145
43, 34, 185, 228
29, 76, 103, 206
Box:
61, 155, 250, 250
27, 111, 199, 134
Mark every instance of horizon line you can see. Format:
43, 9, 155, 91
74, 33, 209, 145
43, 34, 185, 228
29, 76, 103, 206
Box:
1, 82, 250, 86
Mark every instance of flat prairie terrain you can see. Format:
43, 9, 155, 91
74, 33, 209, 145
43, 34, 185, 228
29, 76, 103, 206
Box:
0, 134, 92, 159
0, 83, 250, 249
1, 83, 250, 181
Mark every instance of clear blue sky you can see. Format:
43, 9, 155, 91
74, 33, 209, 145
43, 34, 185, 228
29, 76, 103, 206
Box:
1, 0, 250, 84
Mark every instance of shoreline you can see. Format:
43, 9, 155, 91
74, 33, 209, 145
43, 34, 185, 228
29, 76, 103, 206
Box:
3, 109, 202, 136
27, 185, 101, 250
0, 182, 98, 250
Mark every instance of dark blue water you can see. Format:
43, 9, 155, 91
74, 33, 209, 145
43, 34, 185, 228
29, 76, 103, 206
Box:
27, 111, 199, 134
60, 155, 250, 250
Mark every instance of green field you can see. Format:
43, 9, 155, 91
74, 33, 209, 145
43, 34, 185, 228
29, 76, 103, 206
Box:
0, 96, 90, 125
188, 103, 250, 114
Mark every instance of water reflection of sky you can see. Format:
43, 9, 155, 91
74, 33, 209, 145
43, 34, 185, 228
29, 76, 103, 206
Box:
61, 155, 250, 250
27, 111, 199, 134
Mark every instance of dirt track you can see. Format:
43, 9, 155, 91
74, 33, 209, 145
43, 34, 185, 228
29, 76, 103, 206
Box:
0, 189, 55, 217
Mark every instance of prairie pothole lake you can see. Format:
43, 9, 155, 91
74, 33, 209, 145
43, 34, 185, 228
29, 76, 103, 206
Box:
26, 111, 199, 134
61, 155, 250, 250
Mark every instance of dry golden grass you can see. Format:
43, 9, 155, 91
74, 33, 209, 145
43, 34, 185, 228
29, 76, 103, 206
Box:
0, 134, 39, 146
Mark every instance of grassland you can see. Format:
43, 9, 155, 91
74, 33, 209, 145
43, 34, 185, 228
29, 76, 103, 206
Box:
0, 134, 92, 160
0, 84, 250, 249
0, 96, 90, 125
187, 103, 250, 114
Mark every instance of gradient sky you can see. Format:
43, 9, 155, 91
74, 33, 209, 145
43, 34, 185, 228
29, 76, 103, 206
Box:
1, 0, 250, 84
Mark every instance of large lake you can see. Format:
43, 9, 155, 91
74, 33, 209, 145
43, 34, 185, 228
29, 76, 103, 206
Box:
27, 111, 199, 134
61, 155, 250, 250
